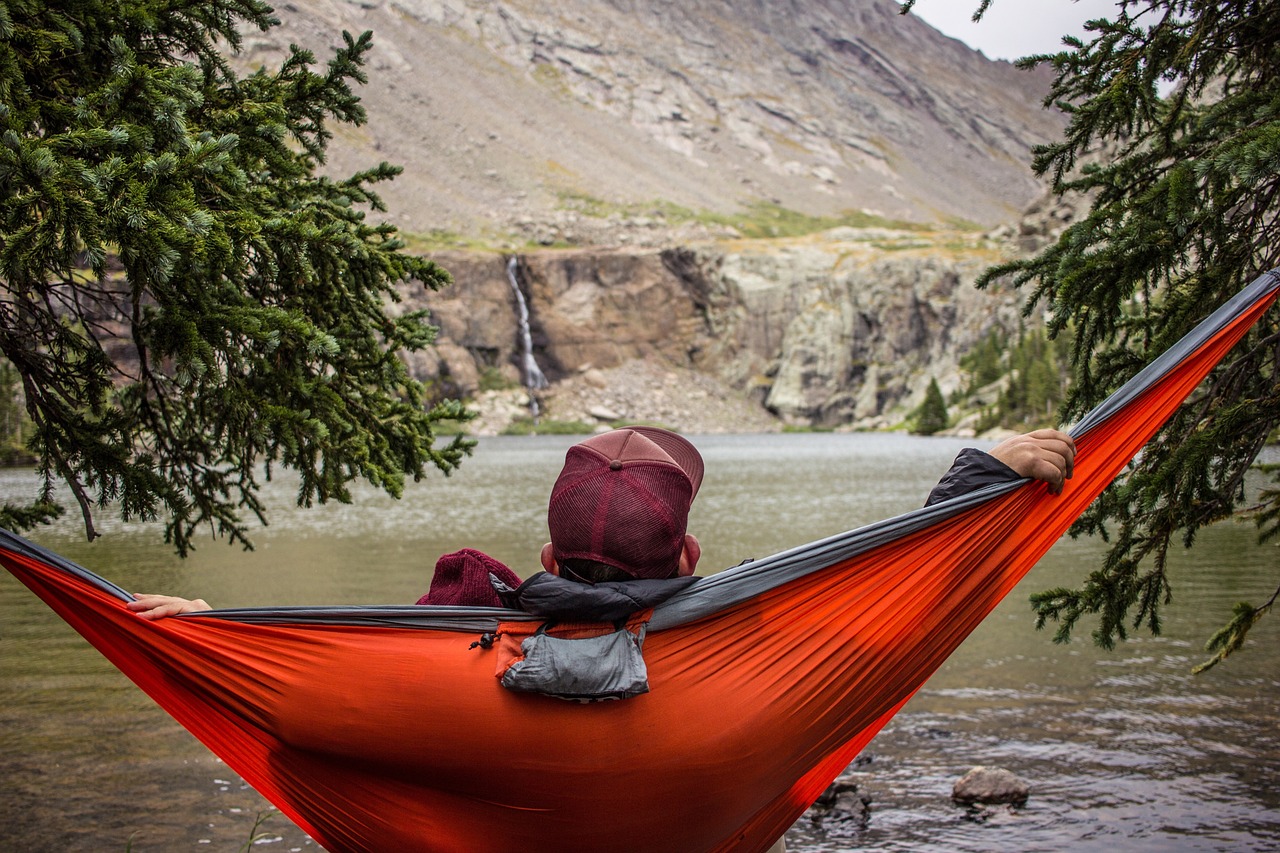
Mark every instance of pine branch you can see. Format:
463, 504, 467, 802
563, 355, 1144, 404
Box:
1193, 586, 1279, 674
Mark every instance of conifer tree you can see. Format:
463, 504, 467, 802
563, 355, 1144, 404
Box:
0, 1, 468, 554
960, 329, 1006, 393
913, 377, 949, 436
902, 0, 1280, 668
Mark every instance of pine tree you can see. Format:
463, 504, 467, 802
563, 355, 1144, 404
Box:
913, 377, 949, 436
957, 324, 1071, 430
959, 329, 1005, 393
0, 1, 469, 554
901, 0, 1280, 668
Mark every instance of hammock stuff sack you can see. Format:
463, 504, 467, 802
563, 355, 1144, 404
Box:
3, 269, 1278, 853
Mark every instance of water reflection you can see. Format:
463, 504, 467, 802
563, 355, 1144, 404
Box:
1, 433, 1277, 851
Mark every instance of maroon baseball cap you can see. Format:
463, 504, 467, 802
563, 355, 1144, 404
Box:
547, 426, 704, 580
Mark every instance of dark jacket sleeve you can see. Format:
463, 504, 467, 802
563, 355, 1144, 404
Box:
924, 447, 1023, 507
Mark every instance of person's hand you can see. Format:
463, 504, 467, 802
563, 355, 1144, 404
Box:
127, 593, 212, 620
989, 429, 1076, 495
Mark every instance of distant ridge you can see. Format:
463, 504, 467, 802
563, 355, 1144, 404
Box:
246, 0, 1065, 242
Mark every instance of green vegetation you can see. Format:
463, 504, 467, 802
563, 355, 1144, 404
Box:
706, 201, 931, 240
399, 229, 499, 253
429, 419, 472, 436
903, 0, 1280, 668
530, 62, 572, 98
0, 1, 470, 554
1000, 327, 1070, 428
501, 418, 596, 436
955, 324, 1073, 432
555, 191, 934, 240
910, 377, 949, 436
401, 193, 970, 255
477, 366, 519, 393
959, 329, 1007, 392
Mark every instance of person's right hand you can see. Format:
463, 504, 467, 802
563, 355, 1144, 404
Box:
988, 429, 1076, 495
127, 593, 212, 620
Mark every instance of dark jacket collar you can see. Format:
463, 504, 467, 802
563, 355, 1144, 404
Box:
492, 571, 698, 622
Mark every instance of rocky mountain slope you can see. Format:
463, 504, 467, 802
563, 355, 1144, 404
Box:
237, 0, 1078, 434
249, 0, 1065, 242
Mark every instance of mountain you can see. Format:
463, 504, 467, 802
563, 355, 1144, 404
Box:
247, 0, 1065, 243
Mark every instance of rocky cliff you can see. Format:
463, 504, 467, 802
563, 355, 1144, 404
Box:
406, 230, 1025, 433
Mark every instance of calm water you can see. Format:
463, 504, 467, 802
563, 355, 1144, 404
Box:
1, 433, 1277, 852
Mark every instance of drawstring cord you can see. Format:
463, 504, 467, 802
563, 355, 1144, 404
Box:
469, 632, 497, 650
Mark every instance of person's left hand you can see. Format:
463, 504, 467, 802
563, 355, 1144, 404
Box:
127, 593, 212, 620
989, 429, 1076, 495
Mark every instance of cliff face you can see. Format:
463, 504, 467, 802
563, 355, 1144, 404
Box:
409, 233, 1023, 430
678, 238, 1023, 425
249, 0, 1064, 240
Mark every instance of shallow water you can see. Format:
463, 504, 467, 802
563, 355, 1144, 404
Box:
1, 433, 1276, 851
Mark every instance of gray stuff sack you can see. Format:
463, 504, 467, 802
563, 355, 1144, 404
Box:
500, 621, 650, 702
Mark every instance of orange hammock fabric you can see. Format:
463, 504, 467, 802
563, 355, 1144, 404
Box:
3, 270, 1278, 853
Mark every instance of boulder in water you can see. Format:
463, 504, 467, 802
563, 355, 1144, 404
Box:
951, 766, 1030, 805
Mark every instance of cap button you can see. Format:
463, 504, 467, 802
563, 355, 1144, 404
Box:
609, 459, 623, 470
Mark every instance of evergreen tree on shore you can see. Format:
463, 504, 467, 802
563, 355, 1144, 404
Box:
902, 0, 1280, 668
0, 1, 468, 553
912, 377, 949, 436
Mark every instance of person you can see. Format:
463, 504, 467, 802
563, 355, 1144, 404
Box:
127, 424, 1073, 853
129, 425, 1075, 617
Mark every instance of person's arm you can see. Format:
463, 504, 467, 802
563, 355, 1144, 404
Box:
127, 594, 212, 620
926, 429, 1075, 506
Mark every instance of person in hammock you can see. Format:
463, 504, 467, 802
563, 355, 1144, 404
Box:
124, 424, 1074, 853
20, 273, 1270, 853
128, 425, 1075, 620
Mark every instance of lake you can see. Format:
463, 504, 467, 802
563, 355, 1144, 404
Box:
1, 433, 1277, 852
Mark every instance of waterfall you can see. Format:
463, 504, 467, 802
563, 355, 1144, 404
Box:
506, 256, 548, 416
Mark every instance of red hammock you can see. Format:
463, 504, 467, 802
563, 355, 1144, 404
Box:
3, 270, 1277, 853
